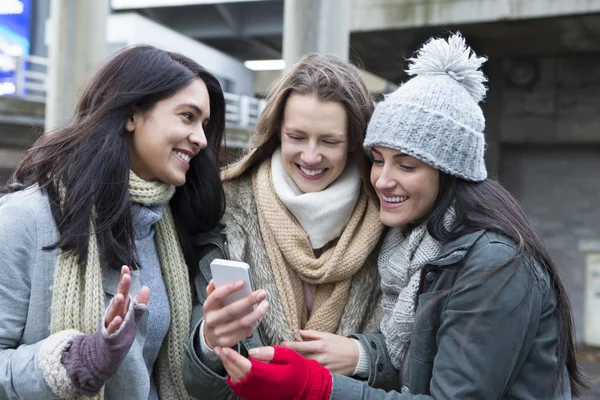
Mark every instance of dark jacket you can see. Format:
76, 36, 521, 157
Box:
330, 230, 570, 400
183, 176, 389, 400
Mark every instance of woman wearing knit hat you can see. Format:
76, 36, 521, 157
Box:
215, 33, 586, 399
0, 45, 227, 399
183, 53, 393, 399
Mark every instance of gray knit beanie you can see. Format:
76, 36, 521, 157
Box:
364, 33, 488, 181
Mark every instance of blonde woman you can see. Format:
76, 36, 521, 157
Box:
184, 54, 398, 399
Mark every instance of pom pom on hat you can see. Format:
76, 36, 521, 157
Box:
363, 32, 489, 182
407, 32, 488, 103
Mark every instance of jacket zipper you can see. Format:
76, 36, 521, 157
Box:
200, 239, 230, 261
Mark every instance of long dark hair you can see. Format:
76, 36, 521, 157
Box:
426, 173, 586, 396
6, 45, 226, 271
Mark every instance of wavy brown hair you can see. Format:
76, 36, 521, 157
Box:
223, 53, 375, 197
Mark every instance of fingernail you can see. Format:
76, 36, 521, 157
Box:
214, 347, 221, 356
248, 348, 259, 357
234, 280, 244, 288
260, 301, 269, 311
221, 347, 229, 356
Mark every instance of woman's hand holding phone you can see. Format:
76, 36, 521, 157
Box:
219, 346, 333, 400
203, 280, 270, 349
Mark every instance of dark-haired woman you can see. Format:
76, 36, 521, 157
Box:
0, 45, 226, 399
216, 33, 586, 400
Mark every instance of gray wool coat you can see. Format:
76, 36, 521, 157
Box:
183, 174, 398, 400
0, 186, 158, 399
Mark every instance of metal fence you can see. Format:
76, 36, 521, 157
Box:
223, 92, 266, 131
9, 55, 48, 103
7, 55, 266, 132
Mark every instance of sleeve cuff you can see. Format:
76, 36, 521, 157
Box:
351, 339, 370, 378
101, 295, 147, 339
37, 329, 85, 398
199, 320, 224, 369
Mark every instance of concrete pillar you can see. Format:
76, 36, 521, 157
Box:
282, 0, 350, 67
45, 0, 109, 131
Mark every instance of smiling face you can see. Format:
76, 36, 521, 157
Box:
370, 146, 440, 227
126, 78, 211, 186
280, 93, 349, 193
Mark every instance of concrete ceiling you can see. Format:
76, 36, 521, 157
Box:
115, 2, 600, 83
350, 13, 600, 83
126, 0, 284, 60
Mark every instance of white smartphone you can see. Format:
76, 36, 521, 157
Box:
210, 259, 255, 309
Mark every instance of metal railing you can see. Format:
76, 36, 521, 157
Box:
3, 55, 48, 103
4, 55, 266, 132
223, 92, 266, 131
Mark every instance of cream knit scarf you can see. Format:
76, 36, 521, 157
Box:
252, 158, 383, 339
379, 208, 456, 376
270, 148, 361, 250
50, 171, 193, 400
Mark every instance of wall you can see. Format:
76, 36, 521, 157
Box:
351, 0, 600, 32
489, 51, 600, 342
499, 53, 600, 144
500, 145, 600, 342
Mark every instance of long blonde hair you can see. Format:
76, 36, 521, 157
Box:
223, 53, 375, 197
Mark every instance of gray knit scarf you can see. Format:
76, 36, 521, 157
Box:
379, 208, 456, 376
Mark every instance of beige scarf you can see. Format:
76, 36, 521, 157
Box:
252, 159, 383, 338
50, 171, 193, 400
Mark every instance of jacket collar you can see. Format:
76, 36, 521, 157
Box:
429, 229, 486, 266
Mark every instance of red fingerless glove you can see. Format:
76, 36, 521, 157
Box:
227, 346, 332, 400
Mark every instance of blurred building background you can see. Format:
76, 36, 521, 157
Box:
1, 0, 600, 396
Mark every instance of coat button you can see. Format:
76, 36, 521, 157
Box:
425, 271, 437, 282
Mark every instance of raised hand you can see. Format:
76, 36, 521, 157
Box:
281, 330, 359, 376
202, 279, 269, 349
105, 265, 150, 334
61, 265, 151, 396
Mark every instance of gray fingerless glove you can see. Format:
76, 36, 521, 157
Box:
61, 296, 147, 396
